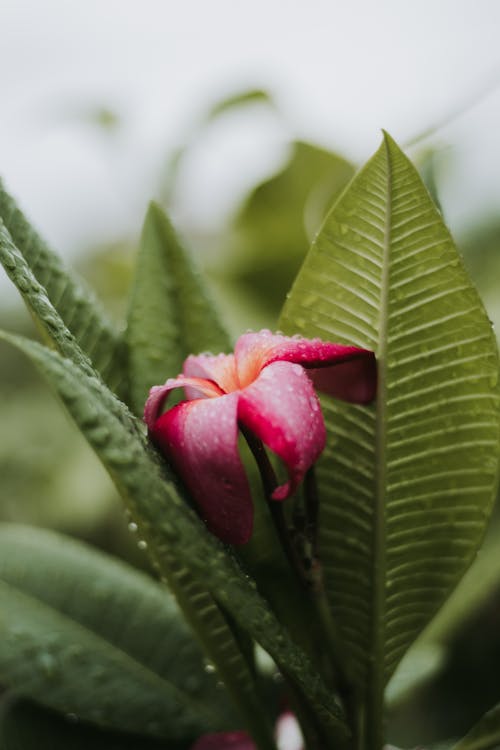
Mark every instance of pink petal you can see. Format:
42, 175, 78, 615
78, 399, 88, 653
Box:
308, 355, 377, 403
144, 376, 223, 431
149, 392, 253, 544
184, 352, 239, 393
191, 731, 254, 750
235, 330, 376, 401
238, 361, 326, 501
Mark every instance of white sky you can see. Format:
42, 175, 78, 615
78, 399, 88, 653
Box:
1, 0, 500, 297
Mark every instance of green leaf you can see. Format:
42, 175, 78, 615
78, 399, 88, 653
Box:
385, 642, 445, 709
452, 703, 500, 750
280, 132, 500, 741
125, 209, 261, 746
0, 181, 127, 397
421, 517, 500, 646
205, 88, 275, 121
222, 141, 354, 321
0, 701, 172, 750
126, 202, 230, 415
0, 223, 99, 380
0, 331, 348, 746
153, 545, 275, 749
0, 523, 231, 740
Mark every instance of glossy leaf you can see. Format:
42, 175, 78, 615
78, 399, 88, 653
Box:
453, 703, 500, 750
0, 331, 349, 747
0, 523, 230, 740
126, 202, 230, 415
0, 181, 126, 397
280, 132, 500, 741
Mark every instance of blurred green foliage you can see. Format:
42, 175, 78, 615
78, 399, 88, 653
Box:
2, 88, 500, 748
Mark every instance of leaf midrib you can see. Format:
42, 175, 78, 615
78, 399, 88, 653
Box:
366, 135, 392, 746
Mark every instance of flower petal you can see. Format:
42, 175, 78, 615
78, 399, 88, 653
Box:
238, 361, 326, 501
235, 329, 376, 402
308, 354, 377, 403
184, 352, 239, 393
191, 732, 254, 750
149, 392, 253, 544
144, 376, 223, 431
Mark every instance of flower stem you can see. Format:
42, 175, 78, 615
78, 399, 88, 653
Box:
241, 425, 360, 747
239, 424, 303, 577
303, 467, 360, 746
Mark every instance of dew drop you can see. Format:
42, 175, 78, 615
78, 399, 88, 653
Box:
128, 521, 138, 533
138, 539, 148, 550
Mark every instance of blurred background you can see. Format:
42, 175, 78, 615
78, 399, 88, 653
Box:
1, 1, 500, 746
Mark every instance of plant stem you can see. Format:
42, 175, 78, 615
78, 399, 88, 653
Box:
239, 424, 303, 577
241, 425, 360, 748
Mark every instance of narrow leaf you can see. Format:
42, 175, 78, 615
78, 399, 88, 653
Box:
0, 331, 348, 745
126, 202, 230, 415
453, 703, 500, 750
124, 206, 267, 743
280, 132, 500, 738
0, 524, 231, 740
0, 223, 98, 380
0, 181, 126, 396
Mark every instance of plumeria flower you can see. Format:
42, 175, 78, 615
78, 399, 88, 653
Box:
144, 330, 375, 544
191, 710, 304, 750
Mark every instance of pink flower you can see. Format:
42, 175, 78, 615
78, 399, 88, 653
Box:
144, 330, 375, 545
190, 711, 305, 750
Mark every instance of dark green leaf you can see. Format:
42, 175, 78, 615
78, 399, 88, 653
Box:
452, 703, 500, 750
0, 181, 126, 397
0, 523, 230, 740
126, 202, 230, 415
0, 700, 173, 750
280, 132, 500, 739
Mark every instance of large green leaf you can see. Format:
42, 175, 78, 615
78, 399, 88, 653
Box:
0, 524, 231, 740
0, 181, 126, 397
280, 132, 500, 743
452, 703, 500, 750
126, 202, 230, 415
0, 331, 349, 747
